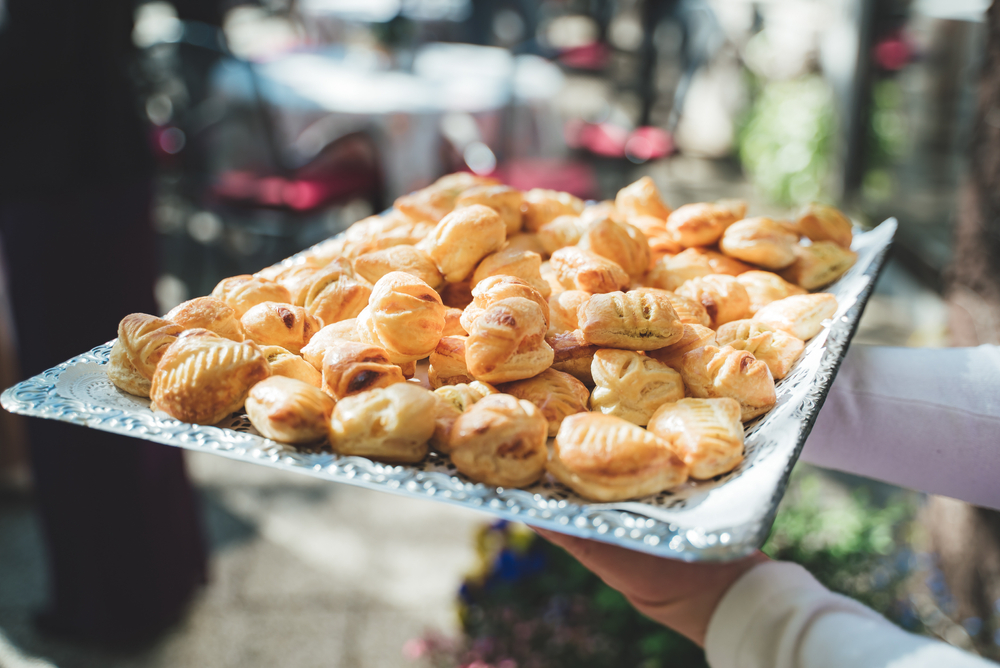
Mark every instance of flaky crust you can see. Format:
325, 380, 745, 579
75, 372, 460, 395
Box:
630, 215, 683, 266
442, 307, 467, 336
328, 383, 437, 463
590, 349, 684, 426
461, 276, 550, 334
646, 324, 717, 371
504, 232, 546, 256
465, 297, 554, 383
661, 291, 711, 327
241, 302, 322, 355
752, 293, 838, 341
549, 413, 688, 502
261, 345, 323, 387
666, 202, 741, 248
321, 341, 405, 400
394, 173, 498, 224
647, 248, 750, 292
118, 313, 184, 380
211, 275, 292, 318
245, 376, 334, 445
281, 260, 353, 307
719, 217, 799, 270
715, 319, 804, 380
431, 381, 498, 453
426, 205, 507, 283
614, 176, 671, 220
547, 330, 598, 386
106, 339, 152, 397
548, 290, 591, 335
780, 241, 858, 290
578, 289, 684, 351
577, 218, 651, 279
353, 245, 443, 289
550, 247, 630, 294
796, 203, 853, 248
304, 275, 371, 326
300, 319, 361, 369
357, 272, 446, 363
538, 215, 589, 255
677, 345, 776, 421
736, 270, 806, 315
150, 329, 271, 425
456, 184, 524, 235
428, 335, 474, 388
166, 297, 246, 342
647, 398, 744, 480
521, 188, 585, 232
676, 275, 751, 329
499, 368, 590, 437
449, 394, 549, 488
343, 212, 435, 254
471, 247, 551, 298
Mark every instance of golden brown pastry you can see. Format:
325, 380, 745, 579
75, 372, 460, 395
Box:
504, 232, 547, 256
752, 293, 838, 341
321, 341, 405, 400
150, 329, 270, 425
577, 218, 651, 279
304, 274, 371, 326
537, 215, 590, 255
430, 381, 499, 453
425, 204, 507, 283
715, 320, 804, 380
456, 184, 524, 235
521, 188, 585, 232
212, 275, 293, 318
677, 344, 776, 421
796, 203, 853, 248
578, 289, 684, 351
300, 319, 361, 369
357, 272, 447, 363
647, 398, 744, 480
166, 297, 245, 342
245, 376, 335, 445
719, 217, 799, 270
117, 313, 184, 380
241, 302, 322, 355
499, 368, 590, 437
428, 335, 475, 388
614, 176, 671, 220
471, 247, 551, 298
548, 413, 688, 502
460, 276, 550, 333
353, 245, 443, 289
780, 241, 858, 290
466, 297, 553, 383
328, 382, 438, 463
449, 394, 549, 488
716, 199, 748, 221
548, 290, 591, 335
661, 291, 712, 328
736, 270, 807, 315
666, 202, 741, 248
443, 307, 467, 336
547, 329, 599, 386
549, 247, 630, 294
629, 215, 683, 266
106, 339, 152, 397
282, 261, 351, 307
646, 323, 717, 371
394, 172, 499, 224
261, 345, 323, 387
675, 274, 751, 329
647, 248, 751, 292
590, 349, 685, 425
579, 200, 624, 225
342, 212, 435, 254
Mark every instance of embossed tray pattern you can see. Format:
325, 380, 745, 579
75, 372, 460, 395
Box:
1, 219, 896, 560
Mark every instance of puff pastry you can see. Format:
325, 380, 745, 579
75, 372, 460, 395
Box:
719, 217, 799, 270
675, 275, 751, 329
353, 245, 443, 290
549, 247, 630, 294
590, 349, 685, 425
343, 212, 435, 254
752, 293, 837, 341
577, 218, 651, 279
661, 291, 711, 327
780, 241, 857, 290
548, 413, 688, 502
465, 297, 553, 383
736, 270, 806, 315
443, 307, 467, 336
677, 344, 776, 421
106, 339, 152, 397
666, 202, 741, 248
394, 172, 499, 223
547, 329, 599, 386
630, 215, 683, 265
117, 313, 184, 380
504, 232, 547, 256
647, 398, 744, 480
646, 323, 717, 371
578, 289, 684, 351
282, 261, 351, 307
357, 272, 446, 363
166, 297, 245, 342
150, 329, 271, 425
471, 247, 551, 298
212, 275, 293, 318
547, 290, 591, 335
499, 368, 590, 436
538, 215, 589, 255
300, 319, 361, 369
245, 376, 335, 445
431, 381, 499, 453
449, 394, 549, 488
328, 382, 438, 463
647, 248, 750, 292
521, 188, 585, 232
614, 176, 671, 220
425, 204, 507, 283
579, 200, 624, 225
261, 345, 323, 387
428, 335, 475, 388
321, 341, 405, 400
304, 275, 371, 326
796, 203, 853, 248
715, 319, 804, 380
456, 184, 524, 235
460, 276, 550, 334
241, 302, 322, 355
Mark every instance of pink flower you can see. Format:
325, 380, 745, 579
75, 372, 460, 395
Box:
402, 639, 428, 660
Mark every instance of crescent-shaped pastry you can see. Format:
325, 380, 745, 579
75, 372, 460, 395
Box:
303, 275, 371, 326
677, 344, 776, 421
646, 323, 717, 371
471, 247, 551, 298
353, 245, 443, 289
241, 302, 322, 355
547, 329, 599, 386
548, 413, 688, 502
456, 184, 524, 235
212, 275, 293, 318
465, 297, 554, 383
430, 381, 497, 453
357, 272, 447, 363
614, 176, 671, 220
521, 188, 585, 232
577, 218, 651, 279
780, 241, 858, 290
796, 203, 853, 248
166, 297, 246, 342
460, 276, 550, 334
578, 289, 684, 351
666, 202, 742, 248
150, 329, 271, 425
117, 313, 184, 380
538, 215, 590, 255
736, 270, 807, 315
449, 394, 549, 488
443, 307, 467, 336
300, 319, 361, 369
676, 274, 751, 329
719, 217, 799, 270
321, 341, 405, 401
428, 335, 475, 388
425, 204, 507, 283
106, 339, 152, 397
549, 247, 630, 294
715, 319, 804, 380
245, 376, 335, 445
548, 290, 591, 335
590, 349, 685, 426
504, 232, 547, 256
752, 293, 838, 341
261, 345, 323, 387
647, 398, 744, 480
328, 383, 438, 463
499, 368, 590, 437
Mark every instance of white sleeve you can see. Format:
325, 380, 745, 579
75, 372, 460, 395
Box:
800, 344, 1000, 511
705, 561, 995, 668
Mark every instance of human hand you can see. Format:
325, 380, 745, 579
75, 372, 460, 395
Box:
533, 527, 769, 647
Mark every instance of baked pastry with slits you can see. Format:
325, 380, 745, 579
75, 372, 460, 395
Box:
646, 324, 717, 371
321, 341, 404, 401
666, 202, 742, 248
428, 335, 475, 388
449, 394, 549, 488
657, 291, 711, 328
460, 276, 550, 333
715, 319, 804, 380
425, 204, 507, 283
780, 241, 857, 290
328, 383, 438, 463
549, 247, 630, 294
648, 398, 744, 480
211, 275, 292, 318
676, 274, 751, 329
578, 289, 684, 351
719, 217, 799, 270
430, 381, 497, 453
261, 345, 323, 387
353, 245, 443, 289
106, 339, 152, 397
677, 344, 776, 421
166, 297, 246, 342
577, 218, 651, 280
614, 176, 671, 220
499, 368, 590, 436
590, 349, 685, 426
117, 313, 184, 380
471, 247, 551, 298
548, 413, 688, 502
455, 184, 524, 235
245, 376, 335, 445
241, 302, 322, 355
521, 188, 585, 232
465, 297, 554, 383
796, 203, 853, 248
300, 319, 361, 369
752, 293, 838, 341
150, 329, 270, 425
736, 270, 807, 315
356, 272, 446, 363
547, 329, 599, 386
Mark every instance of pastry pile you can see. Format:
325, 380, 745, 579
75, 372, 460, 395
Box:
107, 175, 852, 502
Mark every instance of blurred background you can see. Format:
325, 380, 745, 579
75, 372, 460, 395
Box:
1, 0, 998, 666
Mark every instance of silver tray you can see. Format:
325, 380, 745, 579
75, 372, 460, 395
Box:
1, 219, 896, 561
